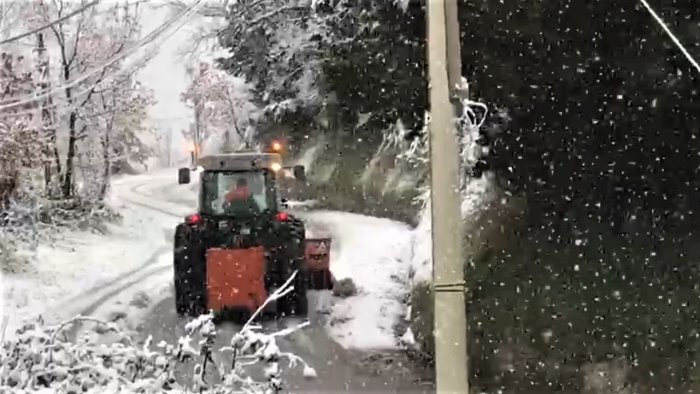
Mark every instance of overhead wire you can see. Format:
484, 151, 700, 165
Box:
0, 0, 203, 112
0, 0, 202, 142
638, 0, 700, 75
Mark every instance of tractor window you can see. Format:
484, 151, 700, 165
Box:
200, 171, 276, 216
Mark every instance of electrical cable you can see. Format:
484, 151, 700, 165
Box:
639, 0, 700, 75
0, 0, 202, 111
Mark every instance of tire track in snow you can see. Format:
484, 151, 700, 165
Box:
77, 246, 170, 317
60, 247, 166, 310
120, 183, 185, 219
62, 178, 180, 335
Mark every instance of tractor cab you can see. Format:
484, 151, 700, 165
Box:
177, 152, 304, 239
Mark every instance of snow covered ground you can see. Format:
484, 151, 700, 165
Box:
1, 169, 416, 351
1, 175, 179, 337
304, 211, 413, 349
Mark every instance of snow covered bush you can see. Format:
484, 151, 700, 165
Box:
0, 271, 315, 393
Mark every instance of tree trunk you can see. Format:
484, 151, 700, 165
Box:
99, 125, 111, 200
223, 128, 231, 152
43, 127, 62, 198
62, 110, 77, 198
60, 55, 75, 199
0, 172, 17, 212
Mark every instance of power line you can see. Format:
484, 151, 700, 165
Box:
0, 0, 100, 46
0, 13, 190, 121
639, 0, 700, 75
0, 0, 202, 112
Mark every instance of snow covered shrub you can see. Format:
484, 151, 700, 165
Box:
0, 272, 315, 393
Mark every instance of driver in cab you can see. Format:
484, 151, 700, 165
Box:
223, 178, 260, 215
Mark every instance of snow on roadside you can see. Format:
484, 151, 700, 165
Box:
1, 174, 179, 338
302, 210, 413, 350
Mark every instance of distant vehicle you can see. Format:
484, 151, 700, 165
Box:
173, 143, 334, 319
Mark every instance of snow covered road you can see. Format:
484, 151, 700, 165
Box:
90, 170, 432, 392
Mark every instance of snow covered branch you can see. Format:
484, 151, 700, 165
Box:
30, 0, 152, 200
181, 59, 260, 154
0, 273, 315, 393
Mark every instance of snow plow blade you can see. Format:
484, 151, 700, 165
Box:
304, 238, 334, 290
206, 247, 267, 313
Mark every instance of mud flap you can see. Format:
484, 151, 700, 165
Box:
304, 238, 334, 290
206, 247, 267, 313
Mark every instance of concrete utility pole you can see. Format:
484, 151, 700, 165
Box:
427, 0, 469, 393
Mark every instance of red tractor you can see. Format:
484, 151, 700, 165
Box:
173, 150, 333, 318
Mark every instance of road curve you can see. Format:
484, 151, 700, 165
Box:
111, 172, 434, 393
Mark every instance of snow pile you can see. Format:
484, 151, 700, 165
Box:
0, 275, 315, 394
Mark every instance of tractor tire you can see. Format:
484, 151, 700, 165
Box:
282, 218, 308, 317
173, 224, 207, 317
290, 267, 309, 316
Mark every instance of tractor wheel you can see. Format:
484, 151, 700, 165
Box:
173, 224, 207, 317
290, 268, 309, 316
286, 219, 309, 317
174, 276, 188, 316
270, 216, 309, 318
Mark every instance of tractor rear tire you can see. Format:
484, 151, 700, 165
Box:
173, 224, 207, 317
287, 220, 309, 317
273, 216, 309, 318
291, 270, 309, 316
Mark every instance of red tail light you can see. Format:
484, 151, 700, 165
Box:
185, 214, 202, 225
275, 212, 290, 222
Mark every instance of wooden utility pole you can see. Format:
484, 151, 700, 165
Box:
427, 0, 469, 393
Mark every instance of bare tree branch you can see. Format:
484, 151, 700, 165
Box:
65, 0, 92, 68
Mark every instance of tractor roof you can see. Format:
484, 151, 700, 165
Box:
197, 152, 282, 172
